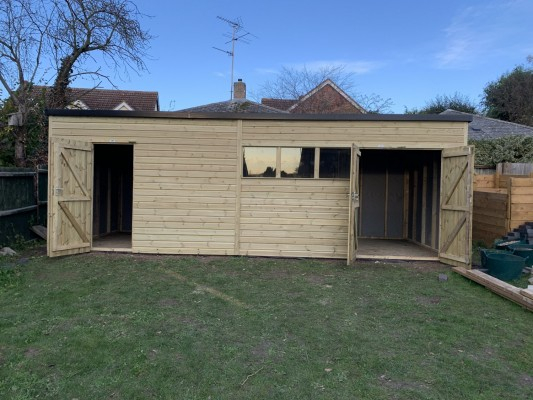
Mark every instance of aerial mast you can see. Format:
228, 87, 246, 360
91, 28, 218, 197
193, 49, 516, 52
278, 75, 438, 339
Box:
213, 16, 254, 99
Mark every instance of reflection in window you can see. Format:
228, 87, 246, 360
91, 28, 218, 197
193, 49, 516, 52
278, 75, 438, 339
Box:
243, 147, 276, 177
319, 148, 350, 178
281, 148, 314, 178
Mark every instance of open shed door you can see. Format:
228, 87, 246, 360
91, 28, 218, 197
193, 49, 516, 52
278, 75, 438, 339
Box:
439, 146, 474, 267
48, 138, 93, 257
347, 144, 361, 265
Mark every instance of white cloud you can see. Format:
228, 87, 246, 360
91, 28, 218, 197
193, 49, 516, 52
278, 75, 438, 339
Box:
436, 0, 533, 69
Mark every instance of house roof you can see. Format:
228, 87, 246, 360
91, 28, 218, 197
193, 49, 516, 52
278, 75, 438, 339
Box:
32, 86, 160, 111
47, 109, 473, 123
178, 98, 287, 114
441, 109, 533, 140
260, 98, 298, 111
261, 79, 366, 114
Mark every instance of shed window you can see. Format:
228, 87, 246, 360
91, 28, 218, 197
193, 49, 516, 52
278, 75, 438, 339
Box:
319, 148, 350, 178
281, 148, 314, 178
243, 147, 276, 177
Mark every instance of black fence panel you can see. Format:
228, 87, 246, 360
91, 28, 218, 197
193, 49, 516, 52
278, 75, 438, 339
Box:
0, 167, 48, 246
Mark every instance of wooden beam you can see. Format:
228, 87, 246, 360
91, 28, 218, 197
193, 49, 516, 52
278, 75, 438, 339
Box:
412, 170, 418, 241
314, 147, 320, 179
442, 162, 467, 206
431, 160, 438, 248
440, 214, 467, 253
60, 149, 88, 197
58, 201, 89, 243
453, 267, 533, 311
384, 167, 389, 237
421, 164, 428, 245
403, 169, 409, 239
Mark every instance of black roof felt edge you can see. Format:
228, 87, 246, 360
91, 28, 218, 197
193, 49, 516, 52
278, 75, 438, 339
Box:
45, 109, 473, 122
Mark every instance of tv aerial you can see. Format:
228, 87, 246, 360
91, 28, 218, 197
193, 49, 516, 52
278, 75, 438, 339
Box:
213, 16, 256, 99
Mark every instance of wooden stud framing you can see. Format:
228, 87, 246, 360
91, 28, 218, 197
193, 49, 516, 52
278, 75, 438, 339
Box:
384, 167, 389, 237
431, 160, 438, 249
421, 164, 428, 245
314, 147, 320, 179
412, 169, 418, 241
403, 170, 409, 238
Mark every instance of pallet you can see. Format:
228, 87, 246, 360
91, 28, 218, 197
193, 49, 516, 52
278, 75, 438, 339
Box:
453, 267, 533, 311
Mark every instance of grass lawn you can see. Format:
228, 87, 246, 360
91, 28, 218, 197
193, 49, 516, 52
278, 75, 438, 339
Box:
1, 248, 533, 399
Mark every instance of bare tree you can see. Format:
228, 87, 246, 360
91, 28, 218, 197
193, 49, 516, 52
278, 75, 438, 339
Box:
259, 65, 392, 113
0, 0, 152, 166
0, 0, 52, 166
48, 0, 152, 108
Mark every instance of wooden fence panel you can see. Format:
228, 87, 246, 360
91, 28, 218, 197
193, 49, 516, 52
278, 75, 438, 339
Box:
0, 167, 47, 246
473, 190, 508, 246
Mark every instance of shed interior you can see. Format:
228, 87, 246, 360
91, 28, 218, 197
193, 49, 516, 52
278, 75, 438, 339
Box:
92, 144, 133, 250
358, 149, 441, 259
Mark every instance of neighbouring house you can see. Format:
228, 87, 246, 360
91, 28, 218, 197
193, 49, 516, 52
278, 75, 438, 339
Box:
46, 108, 473, 268
441, 109, 533, 140
31, 86, 160, 111
261, 79, 366, 114
179, 79, 284, 113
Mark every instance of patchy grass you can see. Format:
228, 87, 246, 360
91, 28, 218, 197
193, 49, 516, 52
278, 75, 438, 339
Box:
1, 249, 532, 399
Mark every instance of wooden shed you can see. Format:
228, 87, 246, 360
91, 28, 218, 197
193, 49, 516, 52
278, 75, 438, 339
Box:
47, 111, 473, 267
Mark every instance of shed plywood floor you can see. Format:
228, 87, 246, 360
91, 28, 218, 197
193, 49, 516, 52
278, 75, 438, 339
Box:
93, 233, 132, 252
357, 239, 438, 261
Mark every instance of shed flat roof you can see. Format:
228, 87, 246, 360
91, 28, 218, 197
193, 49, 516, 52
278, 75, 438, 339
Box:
46, 109, 473, 122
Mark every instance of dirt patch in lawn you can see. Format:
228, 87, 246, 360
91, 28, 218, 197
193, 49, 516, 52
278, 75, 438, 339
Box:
416, 296, 442, 305
24, 347, 40, 358
378, 374, 430, 391
251, 340, 273, 359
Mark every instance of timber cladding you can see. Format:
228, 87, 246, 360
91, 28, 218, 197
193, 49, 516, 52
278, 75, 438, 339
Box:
47, 112, 471, 262
473, 177, 533, 246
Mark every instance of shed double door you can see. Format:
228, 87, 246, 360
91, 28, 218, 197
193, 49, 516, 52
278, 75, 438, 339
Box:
347, 145, 473, 268
439, 146, 474, 267
347, 144, 361, 264
48, 138, 93, 257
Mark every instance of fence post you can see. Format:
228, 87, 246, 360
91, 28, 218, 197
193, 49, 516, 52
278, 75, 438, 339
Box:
506, 178, 512, 232
495, 163, 502, 189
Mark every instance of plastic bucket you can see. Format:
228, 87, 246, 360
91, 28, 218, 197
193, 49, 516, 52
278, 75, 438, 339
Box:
485, 253, 526, 281
494, 240, 521, 250
480, 249, 511, 269
507, 243, 533, 250
512, 247, 533, 267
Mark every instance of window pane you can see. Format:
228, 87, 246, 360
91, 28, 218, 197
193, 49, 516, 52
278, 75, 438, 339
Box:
243, 147, 276, 177
281, 148, 314, 178
319, 148, 350, 178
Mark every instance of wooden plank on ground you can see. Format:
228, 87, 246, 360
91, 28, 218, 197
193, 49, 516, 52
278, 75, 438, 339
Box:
453, 267, 533, 311
30, 225, 47, 240
519, 289, 533, 300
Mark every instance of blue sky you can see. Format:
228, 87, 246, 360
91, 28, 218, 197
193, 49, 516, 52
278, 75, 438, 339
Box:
76, 0, 533, 113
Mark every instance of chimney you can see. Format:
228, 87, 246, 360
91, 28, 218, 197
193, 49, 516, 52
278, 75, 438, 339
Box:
234, 79, 246, 99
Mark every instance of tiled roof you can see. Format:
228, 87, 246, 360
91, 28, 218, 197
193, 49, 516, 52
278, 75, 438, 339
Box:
441, 109, 533, 140
32, 86, 159, 111
179, 98, 287, 114
260, 79, 366, 114
260, 98, 298, 111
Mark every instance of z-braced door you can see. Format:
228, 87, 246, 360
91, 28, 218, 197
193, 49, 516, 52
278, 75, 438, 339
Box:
439, 146, 474, 268
347, 144, 361, 265
48, 138, 93, 257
